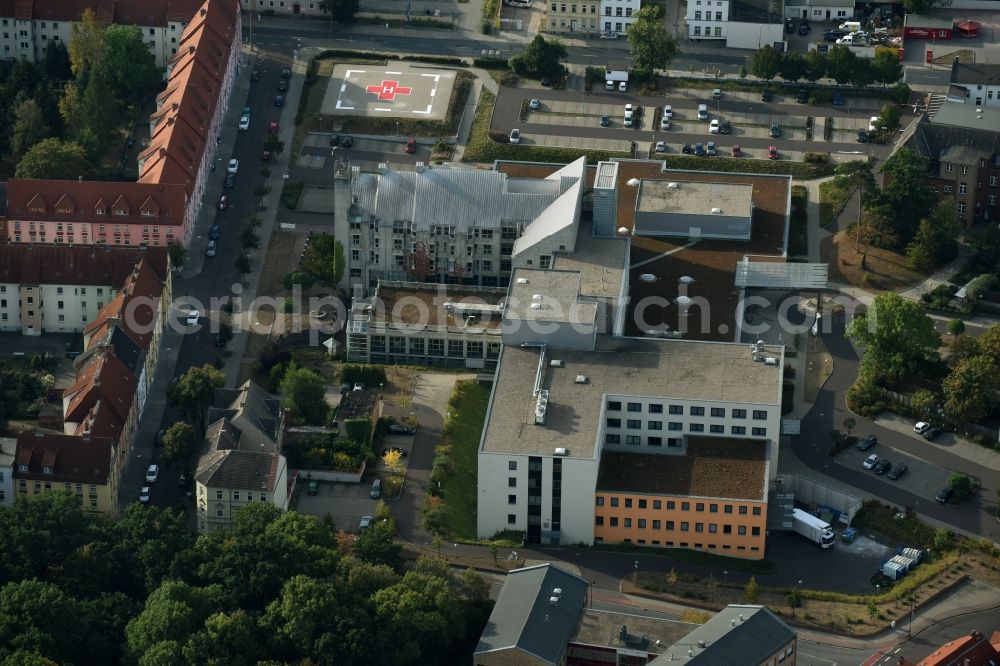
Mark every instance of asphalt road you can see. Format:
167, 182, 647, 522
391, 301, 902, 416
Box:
795, 308, 997, 541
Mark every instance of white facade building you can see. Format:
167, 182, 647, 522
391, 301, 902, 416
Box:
686, 0, 729, 41
598, 0, 638, 36
783, 0, 854, 21
0, 438, 15, 505
947, 62, 1000, 109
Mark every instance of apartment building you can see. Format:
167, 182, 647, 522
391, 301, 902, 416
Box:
195, 381, 289, 534
783, 0, 854, 22
685, 0, 784, 48
333, 159, 588, 295
597, 0, 638, 35
0, 0, 206, 66
2, 0, 241, 248
545, 0, 600, 35
0, 244, 168, 335
947, 62, 1000, 109
908, 104, 1000, 224
0, 438, 14, 505
13, 431, 115, 513
238, 0, 325, 17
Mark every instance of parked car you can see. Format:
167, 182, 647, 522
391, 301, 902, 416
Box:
227, 158, 239, 174
761, 90, 772, 102
887, 464, 908, 480
185, 310, 200, 326
179, 473, 189, 487
697, 103, 709, 120
769, 122, 781, 137
832, 90, 844, 106
862, 454, 879, 470
206, 240, 217, 257
824, 28, 847, 41
694, 143, 705, 156
618, 81, 627, 92
340, 135, 353, 148
712, 88, 722, 99
785, 19, 795, 33
857, 128, 868, 143
874, 459, 892, 475
280, 67, 291, 79
223, 172, 235, 188
218, 195, 228, 210
795, 89, 809, 103
277, 80, 288, 92
509, 129, 521, 144
139, 487, 150, 503
798, 22, 810, 35
923, 427, 942, 441
540, 77, 552, 86
599, 32, 619, 39
869, 115, 881, 131
730, 145, 742, 157
359, 516, 373, 531
936, 486, 954, 505
706, 141, 717, 156
208, 224, 220, 240
268, 121, 279, 133
720, 119, 732, 134
600, 115, 610, 127
709, 119, 720, 134
914, 421, 931, 435
243, 106, 251, 117
155, 429, 165, 446
405, 137, 416, 154
681, 143, 693, 154
388, 423, 416, 435
261, 150, 271, 161
238, 115, 249, 131
662, 105, 673, 119
856, 434, 878, 450
767, 146, 779, 160
145, 464, 160, 483
655, 140, 667, 153
274, 95, 284, 107
307, 479, 319, 495
660, 116, 670, 130
370, 479, 382, 499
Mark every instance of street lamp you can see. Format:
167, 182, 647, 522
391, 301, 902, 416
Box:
633, 560, 639, 582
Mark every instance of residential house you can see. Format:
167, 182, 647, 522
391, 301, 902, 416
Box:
13, 431, 115, 513
947, 62, 1000, 108
543, 0, 600, 34
649, 604, 797, 664
0, 437, 14, 505
0, 0, 207, 66
783, 0, 854, 22
597, 0, 636, 35
238, 0, 325, 18
898, 629, 1000, 666
0, 244, 168, 335
686, 0, 784, 48
195, 381, 289, 533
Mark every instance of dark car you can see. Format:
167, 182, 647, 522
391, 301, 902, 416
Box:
857, 128, 868, 143
280, 68, 292, 79
795, 89, 809, 103
405, 137, 416, 154
856, 434, 877, 451
694, 143, 705, 156
388, 424, 416, 435
761, 90, 772, 102
600, 115, 610, 127
307, 479, 319, 496
329, 134, 340, 147
277, 80, 288, 92
681, 143, 693, 154
155, 429, 165, 446
923, 427, 942, 441
341, 135, 353, 148
223, 172, 236, 188
179, 473, 189, 487
785, 19, 795, 33
208, 224, 220, 240
824, 29, 846, 41
936, 486, 954, 505
769, 121, 781, 138
874, 459, 892, 475
274, 95, 284, 107
720, 119, 732, 134
250, 69, 260, 82
540, 77, 552, 86
832, 90, 844, 106
887, 464, 908, 480
798, 22, 810, 35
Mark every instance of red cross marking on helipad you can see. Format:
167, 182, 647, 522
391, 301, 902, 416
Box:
365, 80, 413, 101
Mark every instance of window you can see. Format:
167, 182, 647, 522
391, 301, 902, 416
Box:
695, 10, 701, 18
649, 403, 663, 413
689, 424, 704, 432
626, 419, 641, 429
990, 175, 997, 187
508, 494, 516, 504
732, 409, 746, 419
607, 418, 621, 428
607, 401, 621, 411
666, 501, 675, 509
508, 514, 516, 524
695, 523, 704, 532
961, 165, 969, 175
715, 11, 722, 19
753, 410, 767, 420
610, 497, 620, 507
668, 422, 682, 431
959, 183, 968, 195
738, 525, 747, 535
710, 424, 724, 433
681, 502, 690, 511
625, 435, 641, 445
509, 461, 517, 470
680, 522, 689, 531
709, 524, 717, 533
216, 490, 223, 499
666, 521, 675, 530
752, 526, 761, 536
606, 434, 621, 444
610, 517, 619, 526
752, 427, 766, 436
233, 492, 240, 501
943, 185, 953, 194
595, 496, 605, 506
710, 407, 725, 417
595, 516, 604, 526
695, 503, 704, 512
739, 506, 748, 515
648, 436, 662, 446
690, 406, 704, 416
508, 477, 516, 487
732, 426, 746, 435
653, 500, 661, 509
693, 26, 701, 35
724, 505, 733, 514
637, 518, 646, 528
946, 163, 954, 173
958, 203, 966, 215
625, 499, 633, 508
653, 520, 661, 529
724, 524, 732, 534
648, 421, 662, 430
627, 402, 641, 412
668, 405, 683, 415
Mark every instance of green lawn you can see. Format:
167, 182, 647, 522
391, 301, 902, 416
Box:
425, 379, 491, 541
819, 178, 855, 227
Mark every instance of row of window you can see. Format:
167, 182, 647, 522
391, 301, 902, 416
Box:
605, 418, 765, 435
605, 427, 765, 444
597, 497, 762, 513
370, 337, 501, 358
550, 3, 599, 12
692, 11, 724, 19
607, 402, 767, 419
14, 222, 172, 234
10, 236, 169, 246
596, 516, 761, 536
691, 26, 724, 36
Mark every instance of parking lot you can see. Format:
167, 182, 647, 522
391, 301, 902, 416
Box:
765, 530, 891, 595
834, 438, 957, 505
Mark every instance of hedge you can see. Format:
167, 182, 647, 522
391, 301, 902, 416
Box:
340, 365, 388, 388
654, 155, 836, 179
472, 57, 509, 69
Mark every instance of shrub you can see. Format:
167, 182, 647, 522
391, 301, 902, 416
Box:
281, 181, 304, 210
803, 152, 829, 164
284, 271, 316, 291
340, 365, 387, 388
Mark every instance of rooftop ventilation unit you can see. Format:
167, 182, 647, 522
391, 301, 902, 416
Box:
517, 277, 529, 284
550, 359, 564, 367
532, 294, 542, 300
711, 207, 723, 214
531, 302, 542, 310
574, 375, 588, 384
548, 596, 560, 605
554, 447, 568, 456
534, 389, 549, 425
764, 357, 779, 366
553, 587, 562, 596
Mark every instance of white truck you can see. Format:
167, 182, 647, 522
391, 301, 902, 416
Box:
792, 508, 835, 549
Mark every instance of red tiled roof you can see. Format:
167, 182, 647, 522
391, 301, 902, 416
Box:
6, 179, 188, 227
83, 258, 165, 350
62, 351, 137, 433
0, 245, 168, 287
5, 0, 208, 26
14, 431, 113, 486
917, 631, 1000, 666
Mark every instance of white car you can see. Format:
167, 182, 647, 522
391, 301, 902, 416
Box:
618, 81, 627, 92
862, 454, 879, 470
529, 98, 540, 110
139, 487, 150, 503
709, 119, 720, 134
655, 140, 667, 153
145, 464, 160, 483
660, 117, 670, 130
697, 104, 709, 121
238, 115, 250, 131
914, 421, 931, 435
186, 310, 200, 325
509, 129, 520, 144
662, 105, 673, 119
227, 158, 239, 174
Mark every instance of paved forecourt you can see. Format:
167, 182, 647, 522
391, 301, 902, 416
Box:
321, 62, 455, 121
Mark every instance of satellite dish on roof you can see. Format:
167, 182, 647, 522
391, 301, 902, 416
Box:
617, 226, 630, 235
627, 178, 640, 187
639, 273, 656, 283
679, 276, 694, 284
676, 296, 692, 306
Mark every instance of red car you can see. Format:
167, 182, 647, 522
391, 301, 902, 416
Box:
268, 121, 279, 133
217, 195, 228, 210
730, 145, 742, 157
405, 137, 416, 154
767, 146, 779, 160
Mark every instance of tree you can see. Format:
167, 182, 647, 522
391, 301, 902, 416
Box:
879, 148, 936, 243
239, 226, 260, 250
849, 214, 897, 270
80, 70, 119, 144
68, 8, 104, 76
405, 242, 433, 282
625, 7, 679, 74
508, 35, 568, 81
946, 319, 965, 340
10, 99, 50, 159
933, 528, 953, 551
168, 364, 225, 429
0, 580, 86, 664
217, 322, 234, 348
842, 417, 856, 436
743, 576, 760, 603
42, 40, 73, 81
779, 52, 807, 83
947, 472, 973, 499
786, 588, 802, 615
100, 25, 161, 98
353, 516, 403, 570
279, 366, 328, 426
911, 388, 938, 415
263, 134, 284, 156
850, 57, 875, 88
33, 82, 64, 139
872, 48, 903, 86
234, 253, 252, 283
906, 202, 961, 271
867, 598, 878, 623
877, 102, 902, 132
966, 273, 999, 301
750, 45, 782, 81
459, 568, 490, 603
15, 138, 90, 180
9, 60, 41, 98
167, 241, 188, 271
824, 46, 857, 85
804, 49, 826, 82
319, 0, 360, 23
942, 355, 1000, 421
162, 422, 197, 465
978, 325, 1000, 362
57, 82, 86, 138
847, 293, 940, 381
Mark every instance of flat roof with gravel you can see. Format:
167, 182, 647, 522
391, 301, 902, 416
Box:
505, 268, 598, 324
373, 282, 508, 331
597, 437, 768, 501
636, 180, 753, 218
482, 339, 782, 459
